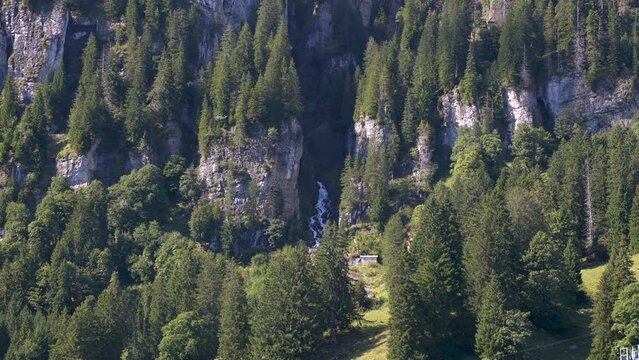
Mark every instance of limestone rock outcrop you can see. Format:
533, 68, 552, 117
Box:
198, 119, 303, 220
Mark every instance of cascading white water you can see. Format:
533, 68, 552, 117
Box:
309, 182, 331, 247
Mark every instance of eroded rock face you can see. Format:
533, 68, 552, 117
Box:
506, 87, 537, 136
194, 0, 259, 65
56, 141, 98, 189
351, 115, 392, 160
413, 125, 434, 181
441, 91, 478, 146
198, 118, 303, 220
546, 75, 639, 131
2, 0, 68, 100
486, 0, 511, 25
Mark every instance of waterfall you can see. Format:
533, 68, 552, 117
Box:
309, 182, 331, 247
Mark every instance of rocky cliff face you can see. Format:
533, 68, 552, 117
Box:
545, 75, 639, 131
441, 91, 479, 146
2, 0, 68, 100
505, 87, 537, 134
198, 119, 303, 220
194, 0, 259, 65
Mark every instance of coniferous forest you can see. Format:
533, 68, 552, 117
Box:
0, 0, 639, 359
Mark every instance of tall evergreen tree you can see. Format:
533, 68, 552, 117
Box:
588, 243, 634, 360
67, 36, 108, 154
314, 224, 357, 353
464, 192, 520, 311
0, 77, 19, 162
401, 12, 439, 148
412, 189, 467, 357
218, 264, 250, 360
585, 10, 602, 89
383, 214, 424, 359
250, 246, 323, 359
437, 0, 471, 91
475, 277, 532, 359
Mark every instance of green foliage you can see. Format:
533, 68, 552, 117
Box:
585, 10, 602, 89
459, 42, 481, 104
497, 0, 539, 86
611, 283, 639, 351
522, 231, 572, 331
0, 77, 19, 162
158, 311, 216, 360
250, 245, 323, 359
464, 192, 520, 311
475, 277, 531, 359
589, 245, 634, 360
314, 224, 358, 353
218, 264, 250, 360
511, 125, 553, 168
411, 189, 467, 357
437, 0, 471, 91
68, 36, 108, 155
383, 214, 425, 359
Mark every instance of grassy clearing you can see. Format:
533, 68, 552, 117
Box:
581, 254, 639, 297
336, 255, 639, 359
336, 263, 389, 360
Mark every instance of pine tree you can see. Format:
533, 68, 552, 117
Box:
606, 1, 621, 79
401, 12, 439, 148
475, 277, 531, 359
104, 0, 126, 19
67, 36, 107, 154
585, 10, 602, 89
253, 0, 284, 73
125, 0, 141, 43
211, 26, 238, 123
588, 244, 634, 360
459, 42, 481, 104
544, 0, 557, 71
397, 0, 427, 89
633, 12, 639, 79
0, 77, 19, 162
497, 0, 536, 86
522, 231, 572, 331
629, 186, 639, 254
437, 0, 471, 91
218, 264, 249, 360
13, 84, 50, 173
314, 224, 357, 353
464, 192, 520, 311
412, 190, 466, 357
250, 245, 323, 359
383, 214, 425, 359
555, 0, 575, 69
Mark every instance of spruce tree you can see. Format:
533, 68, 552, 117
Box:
437, 0, 471, 91
629, 185, 639, 254
475, 277, 531, 359
383, 214, 424, 359
585, 10, 602, 89
522, 231, 572, 331
218, 264, 250, 360
459, 42, 481, 104
67, 36, 107, 154
253, 0, 284, 73
555, 0, 575, 69
13, 85, 50, 173
0, 77, 19, 162
249, 246, 323, 359
589, 243, 634, 360
314, 224, 357, 352
401, 12, 439, 148
412, 189, 466, 357
464, 192, 520, 311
